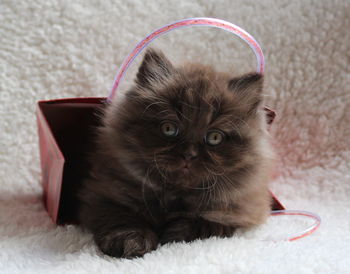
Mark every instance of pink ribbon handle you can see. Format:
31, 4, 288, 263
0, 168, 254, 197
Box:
108, 17, 265, 102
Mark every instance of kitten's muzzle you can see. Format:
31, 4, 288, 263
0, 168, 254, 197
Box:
182, 144, 198, 161
181, 156, 197, 176
180, 144, 198, 173
182, 152, 198, 161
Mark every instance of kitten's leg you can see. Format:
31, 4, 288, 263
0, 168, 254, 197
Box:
160, 215, 236, 244
79, 201, 158, 258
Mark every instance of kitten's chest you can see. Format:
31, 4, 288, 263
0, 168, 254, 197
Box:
154, 190, 185, 213
146, 187, 200, 215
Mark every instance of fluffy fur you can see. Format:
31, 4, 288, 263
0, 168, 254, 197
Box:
77, 49, 274, 258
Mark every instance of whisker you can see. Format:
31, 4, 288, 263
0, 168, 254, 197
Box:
176, 109, 191, 122
142, 100, 168, 116
203, 163, 226, 176
153, 152, 167, 180
141, 167, 157, 222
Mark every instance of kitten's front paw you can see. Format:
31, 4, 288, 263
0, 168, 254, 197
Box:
160, 217, 236, 244
198, 219, 236, 239
95, 229, 158, 259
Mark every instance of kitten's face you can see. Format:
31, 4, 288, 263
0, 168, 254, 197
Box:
108, 49, 265, 189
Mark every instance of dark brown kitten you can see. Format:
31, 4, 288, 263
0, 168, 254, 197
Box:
77, 48, 274, 259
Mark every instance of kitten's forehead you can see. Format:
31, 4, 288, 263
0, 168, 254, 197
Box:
140, 65, 245, 132
162, 77, 228, 130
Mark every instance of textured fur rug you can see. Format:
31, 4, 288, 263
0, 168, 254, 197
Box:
1, 0, 349, 273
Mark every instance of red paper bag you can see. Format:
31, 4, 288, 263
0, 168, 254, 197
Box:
37, 97, 105, 224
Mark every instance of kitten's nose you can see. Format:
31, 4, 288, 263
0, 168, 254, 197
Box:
182, 145, 198, 161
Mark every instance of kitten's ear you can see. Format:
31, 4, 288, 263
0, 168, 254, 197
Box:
136, 48, 175, 87
228, 73, 264, 114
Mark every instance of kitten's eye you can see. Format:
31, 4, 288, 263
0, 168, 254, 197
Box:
206, 130, 224, 146
160, 121, 178, 137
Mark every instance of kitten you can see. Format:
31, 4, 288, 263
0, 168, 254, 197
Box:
77, 48, 274, 259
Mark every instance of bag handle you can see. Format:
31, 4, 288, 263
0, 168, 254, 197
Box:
107, 17, 265, 102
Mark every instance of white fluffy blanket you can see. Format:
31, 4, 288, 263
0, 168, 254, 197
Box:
1, 0, 349, 273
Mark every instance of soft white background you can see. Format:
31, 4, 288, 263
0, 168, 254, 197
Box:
1, 0, 349, 273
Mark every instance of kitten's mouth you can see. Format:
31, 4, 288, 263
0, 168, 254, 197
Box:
182, 166, 190, 175
180, 162, 192, 175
